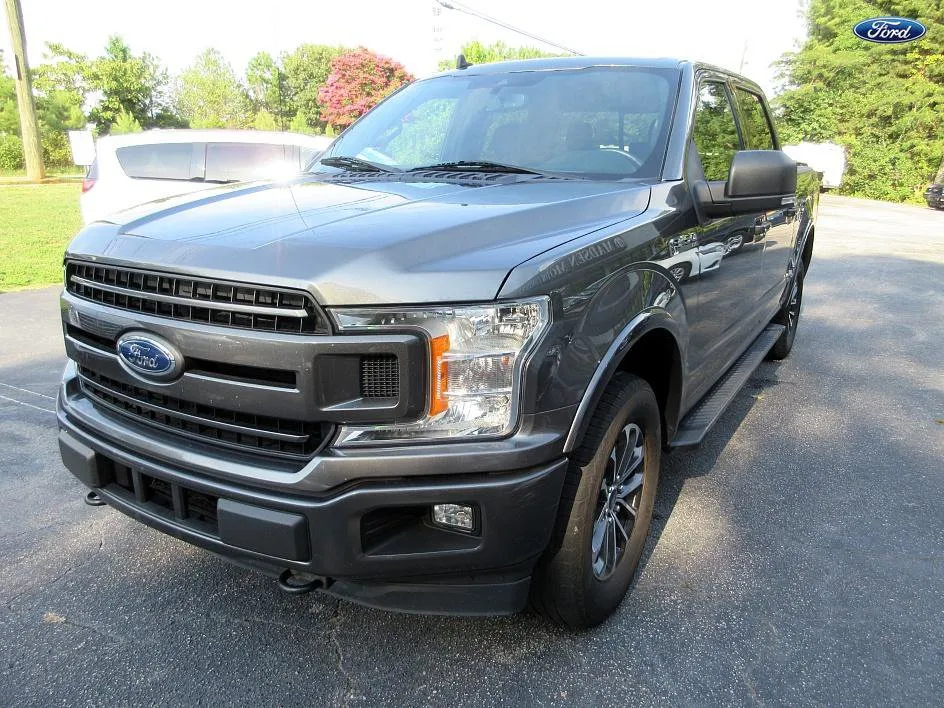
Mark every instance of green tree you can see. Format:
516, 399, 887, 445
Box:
775, 1, 944, 202
252, 109, 279, 131
246, 52, 289, 127
288, 110, 314, 134
32, 42, 90, 108
175, 49, 251, 129
3, 51, 83, 168
0, 69, 19, 135
437, 40, 563, 70
282, 44, 344, 132
87, 36, 171, 131
111, 110, 143, 134
33, 37, 178, 133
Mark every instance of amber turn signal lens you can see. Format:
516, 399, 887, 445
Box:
429, 334, 450, 416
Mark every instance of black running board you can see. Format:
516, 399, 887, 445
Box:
671, 324, 785, 447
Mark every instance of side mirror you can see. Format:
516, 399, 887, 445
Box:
694, 150, 797, 217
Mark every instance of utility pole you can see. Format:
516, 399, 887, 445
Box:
4, 0, 45, 181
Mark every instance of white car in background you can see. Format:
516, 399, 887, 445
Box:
80, 129, 333, 224
782, 142, 845, 189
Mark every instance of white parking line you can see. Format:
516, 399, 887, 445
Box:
0, 394, 56, 415
0, 381, 56, 401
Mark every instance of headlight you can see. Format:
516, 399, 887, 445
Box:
330, 298, 550, 446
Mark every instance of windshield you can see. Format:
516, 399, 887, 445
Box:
313, 66, 680, 180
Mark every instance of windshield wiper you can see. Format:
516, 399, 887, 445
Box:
318, 156, 400, 173
408, 160, 545, 175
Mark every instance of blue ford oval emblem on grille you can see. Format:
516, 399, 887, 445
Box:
853, 17, 926, 43
116, 333, 179, 380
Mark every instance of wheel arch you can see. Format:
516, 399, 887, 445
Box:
563, 313, 685, 454
801, 224, 814, 274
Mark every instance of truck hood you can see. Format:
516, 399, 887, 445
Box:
67, 176, 651, 305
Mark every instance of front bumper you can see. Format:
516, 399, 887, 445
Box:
58, 388, 570, 615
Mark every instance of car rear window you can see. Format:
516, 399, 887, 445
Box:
204, 143, 300, 182
115, 143, 200, 180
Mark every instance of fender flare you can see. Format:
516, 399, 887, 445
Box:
562, 308, 685, 454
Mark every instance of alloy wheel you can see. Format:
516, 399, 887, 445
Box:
591, 422, 645, 580
787, 277, 801, 331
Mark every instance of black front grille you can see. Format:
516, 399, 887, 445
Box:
65, 261, 329, 335
360, 355, 399, 398
78, 366, 331, 459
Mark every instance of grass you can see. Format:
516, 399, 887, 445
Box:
0, 168, 84, 179
0, 183, 82, 291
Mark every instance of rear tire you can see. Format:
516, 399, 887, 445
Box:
768, 261, 804, 360
531, 373, 661, 629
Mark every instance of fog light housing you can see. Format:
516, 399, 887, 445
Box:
431, 503, 476, 532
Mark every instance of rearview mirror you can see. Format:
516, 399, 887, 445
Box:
695, 150, 797, 217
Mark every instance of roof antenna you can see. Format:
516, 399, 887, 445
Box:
456, 53, 471, 70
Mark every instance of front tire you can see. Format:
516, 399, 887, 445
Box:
667, 262, 691, 281
531, 373, 661, 628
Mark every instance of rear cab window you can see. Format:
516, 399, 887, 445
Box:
733, 88, 776, 150
115, 143, 205, 180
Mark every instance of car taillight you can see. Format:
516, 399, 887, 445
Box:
81, 177, 96, 193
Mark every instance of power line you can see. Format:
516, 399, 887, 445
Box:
435, 0, 583, 56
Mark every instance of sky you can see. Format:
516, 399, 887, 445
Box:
2, 0, 807, 96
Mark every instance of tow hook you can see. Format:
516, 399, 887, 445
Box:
277, 569, 333, 595
84, 490, 106, 507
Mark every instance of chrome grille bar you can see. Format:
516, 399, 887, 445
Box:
77, 370, 308, 443
77, 366, 330, 459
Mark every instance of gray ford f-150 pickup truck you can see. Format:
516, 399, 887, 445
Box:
57, 58, 819, 628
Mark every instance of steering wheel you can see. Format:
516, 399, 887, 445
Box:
599, 148, 643, 168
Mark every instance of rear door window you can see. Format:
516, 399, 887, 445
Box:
204, 142, 299, 182
734, 88, 775, 150
116, 143, 204, 180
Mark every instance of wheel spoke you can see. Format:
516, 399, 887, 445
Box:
607, 516, 618, 573
616, 471, 644, 500
613, 513, 630, 542
614, 425, 643, 485
615, 496, 638, 518
591, 515, 606, 559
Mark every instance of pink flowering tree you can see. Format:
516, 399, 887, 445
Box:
317, 48, 414, 130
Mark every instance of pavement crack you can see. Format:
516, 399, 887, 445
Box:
0, 393, 56, 414
4, 546, 102, 610
329, 601, 356, 707
56, 615, 134, 644
0, 381, 56, 400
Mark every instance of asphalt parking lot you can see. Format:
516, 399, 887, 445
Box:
1, 195, 941, 706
